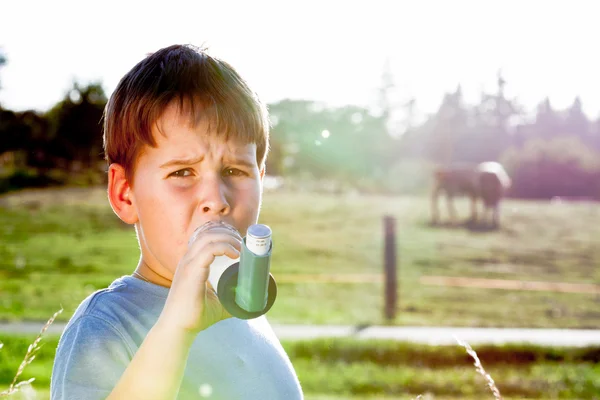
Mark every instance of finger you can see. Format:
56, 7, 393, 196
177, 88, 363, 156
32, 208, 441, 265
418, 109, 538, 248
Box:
204, 288, 233, 322
178, 242, 241, 279
206, 225, 243, 241
181, 236, 241, 267
189, 225, 242, 246
198, 240, 241, 263
188, 231, 243, 254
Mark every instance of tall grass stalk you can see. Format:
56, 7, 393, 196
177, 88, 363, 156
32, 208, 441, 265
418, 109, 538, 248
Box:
0, 308, 63, 397
455, 336, 503, 400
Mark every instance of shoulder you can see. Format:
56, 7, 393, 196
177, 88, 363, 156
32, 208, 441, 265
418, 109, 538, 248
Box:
59, 276, 165, 350
51, 314, 133, 400
67, 275, 163, 329
66, 280, 127, 326
56, 313, 135, 359
59, 278, 141, 351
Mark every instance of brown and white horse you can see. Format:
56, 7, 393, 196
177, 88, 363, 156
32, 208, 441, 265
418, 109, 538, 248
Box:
431, 161, 512, 227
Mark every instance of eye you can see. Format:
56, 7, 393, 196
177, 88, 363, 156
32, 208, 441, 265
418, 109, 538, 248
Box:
169, 169, 193, 178
223, 168, 247, 177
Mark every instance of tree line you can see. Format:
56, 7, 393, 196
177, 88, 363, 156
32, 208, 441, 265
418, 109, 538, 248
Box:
1, 63, 599, 199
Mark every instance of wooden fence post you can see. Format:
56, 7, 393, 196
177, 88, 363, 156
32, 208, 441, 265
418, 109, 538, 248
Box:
383, 215, 397, 321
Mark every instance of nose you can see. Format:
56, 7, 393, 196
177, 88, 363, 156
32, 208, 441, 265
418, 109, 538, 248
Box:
197, 175, 231, 215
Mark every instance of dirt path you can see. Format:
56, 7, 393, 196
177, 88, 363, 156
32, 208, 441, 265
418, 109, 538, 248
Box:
2, 321, 599, 347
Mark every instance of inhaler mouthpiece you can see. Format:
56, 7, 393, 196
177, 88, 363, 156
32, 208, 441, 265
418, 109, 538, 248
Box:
189, 221, 241, 293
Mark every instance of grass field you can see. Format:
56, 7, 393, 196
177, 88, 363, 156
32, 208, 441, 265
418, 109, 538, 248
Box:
1, 186, 599, 328
1, 334, 599, 399
1, 186, 599, 399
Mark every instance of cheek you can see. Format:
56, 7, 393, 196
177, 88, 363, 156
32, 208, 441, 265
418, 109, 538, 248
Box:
136, 185, 191, 253
232, 183, 262, 218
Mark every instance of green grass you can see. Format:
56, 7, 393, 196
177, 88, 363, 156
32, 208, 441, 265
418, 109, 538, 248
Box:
0, 389, 536, 400
1, 334, 598, 399
1, 186, 599, 328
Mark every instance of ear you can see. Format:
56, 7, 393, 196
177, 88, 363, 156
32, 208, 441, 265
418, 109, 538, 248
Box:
107, 163, 138, 224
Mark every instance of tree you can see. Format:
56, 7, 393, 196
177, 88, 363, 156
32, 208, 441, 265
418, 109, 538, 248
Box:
0, 109, 25, 155
564, 97, 591, 145
486, 71, 520, 133
455, 71, 523, 163
593, 115, 600, 152
45, 81, 107, 169
18, 111, 52, 172
427, 85, 469, 164
0, 48, 6, 91
534, 97, 563, 140
0, 109, 52, 173
267, 98, 394, 189
501, 136, 600, 199
376, 58, 395, 131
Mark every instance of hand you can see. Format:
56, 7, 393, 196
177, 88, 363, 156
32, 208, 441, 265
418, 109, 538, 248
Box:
158, 225, 243, 335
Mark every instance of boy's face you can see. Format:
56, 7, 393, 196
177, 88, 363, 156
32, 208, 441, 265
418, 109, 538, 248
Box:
129, 102, 264, 278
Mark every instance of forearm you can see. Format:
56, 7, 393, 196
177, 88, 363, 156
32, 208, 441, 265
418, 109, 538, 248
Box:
107, 319, 195, 400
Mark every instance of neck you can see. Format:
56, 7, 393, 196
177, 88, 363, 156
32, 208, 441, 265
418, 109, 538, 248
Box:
134, 258, 173, 288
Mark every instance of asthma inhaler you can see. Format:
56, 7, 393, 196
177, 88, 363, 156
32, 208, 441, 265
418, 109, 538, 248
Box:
189, 221, 277, 319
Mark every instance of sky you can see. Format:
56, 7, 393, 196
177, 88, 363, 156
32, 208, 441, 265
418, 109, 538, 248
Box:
1, 0, 599, 122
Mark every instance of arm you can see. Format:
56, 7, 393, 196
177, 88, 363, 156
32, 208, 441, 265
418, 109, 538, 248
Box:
106, 319, 194, 400
51, 301, 214, 400
51, 314, 194, 400
107, 228, 241, 400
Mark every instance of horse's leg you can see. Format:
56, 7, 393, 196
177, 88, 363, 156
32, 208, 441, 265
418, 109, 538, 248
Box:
447, 193, 457, 223
469, 194, 478, 223
431, 186, 441, 224
492, 204, 500, 228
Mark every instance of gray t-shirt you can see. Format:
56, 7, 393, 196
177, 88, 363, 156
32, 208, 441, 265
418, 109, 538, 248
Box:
50, 275, 303, 399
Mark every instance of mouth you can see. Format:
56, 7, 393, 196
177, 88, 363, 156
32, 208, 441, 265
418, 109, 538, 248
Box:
197, 220, 237, 232
188, 220, 241, 246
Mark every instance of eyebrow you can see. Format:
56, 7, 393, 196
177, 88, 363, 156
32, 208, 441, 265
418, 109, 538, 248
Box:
227, 159, 257, 169
159, 156, 256, 169
160, 156, 204, 169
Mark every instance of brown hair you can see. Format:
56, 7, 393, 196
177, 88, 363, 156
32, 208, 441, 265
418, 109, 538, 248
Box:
103, 44, 270, 183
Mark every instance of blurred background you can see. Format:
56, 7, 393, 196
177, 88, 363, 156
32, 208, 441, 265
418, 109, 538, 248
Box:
1, 1, 599, 399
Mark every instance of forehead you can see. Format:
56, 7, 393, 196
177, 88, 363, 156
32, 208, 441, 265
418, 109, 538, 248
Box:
150, 101, 256, 158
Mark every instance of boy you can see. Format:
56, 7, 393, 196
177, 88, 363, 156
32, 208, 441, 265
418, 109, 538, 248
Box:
50, 44, 303, 400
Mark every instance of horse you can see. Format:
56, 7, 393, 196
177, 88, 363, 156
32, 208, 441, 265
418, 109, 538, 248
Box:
431, 161, 512, 228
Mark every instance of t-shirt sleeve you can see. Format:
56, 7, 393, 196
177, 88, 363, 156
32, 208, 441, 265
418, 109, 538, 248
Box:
50, 315, 133, 400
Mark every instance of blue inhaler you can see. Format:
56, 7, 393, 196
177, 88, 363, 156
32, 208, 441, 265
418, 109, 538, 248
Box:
189, 221, 277, 319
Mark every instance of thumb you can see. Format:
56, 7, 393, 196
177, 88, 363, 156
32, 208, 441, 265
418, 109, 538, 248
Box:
204, 287, 233, 326
209, 286, 233, 321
